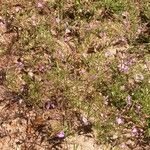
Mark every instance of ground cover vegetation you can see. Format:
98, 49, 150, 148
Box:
0, 0, 150, 149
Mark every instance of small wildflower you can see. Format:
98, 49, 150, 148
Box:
131, 126, 138, 137
17, 61, 24, 69
116, 117, 124, 125
82, 116, 89, 126
56, 131, 65, 138
28, 71, 34, 78
15, 6, 22, 12
118, 63, 129, 73
19, 99, 23, 104
126, 58, 134, 66
118, 58, 134, 73
37, 2, 43, 8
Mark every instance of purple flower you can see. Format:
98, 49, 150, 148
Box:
118, 58, 134, 73
56, 131, 65, 138
118, 63, 129, 73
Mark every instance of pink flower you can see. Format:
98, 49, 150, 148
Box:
116, 117, 124, 125
56, 131, 65, 138
118, 58, 134, 73
15, 6, 22, 12
131, 126, 139, 137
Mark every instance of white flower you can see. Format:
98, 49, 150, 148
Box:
82, 116, 89, 126
37, 2, 43, 8
28, 71, 34, 77
65, 28, 71, 34
15, 6, 22, 12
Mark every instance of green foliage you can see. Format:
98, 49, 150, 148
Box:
102, 0, 125, 13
